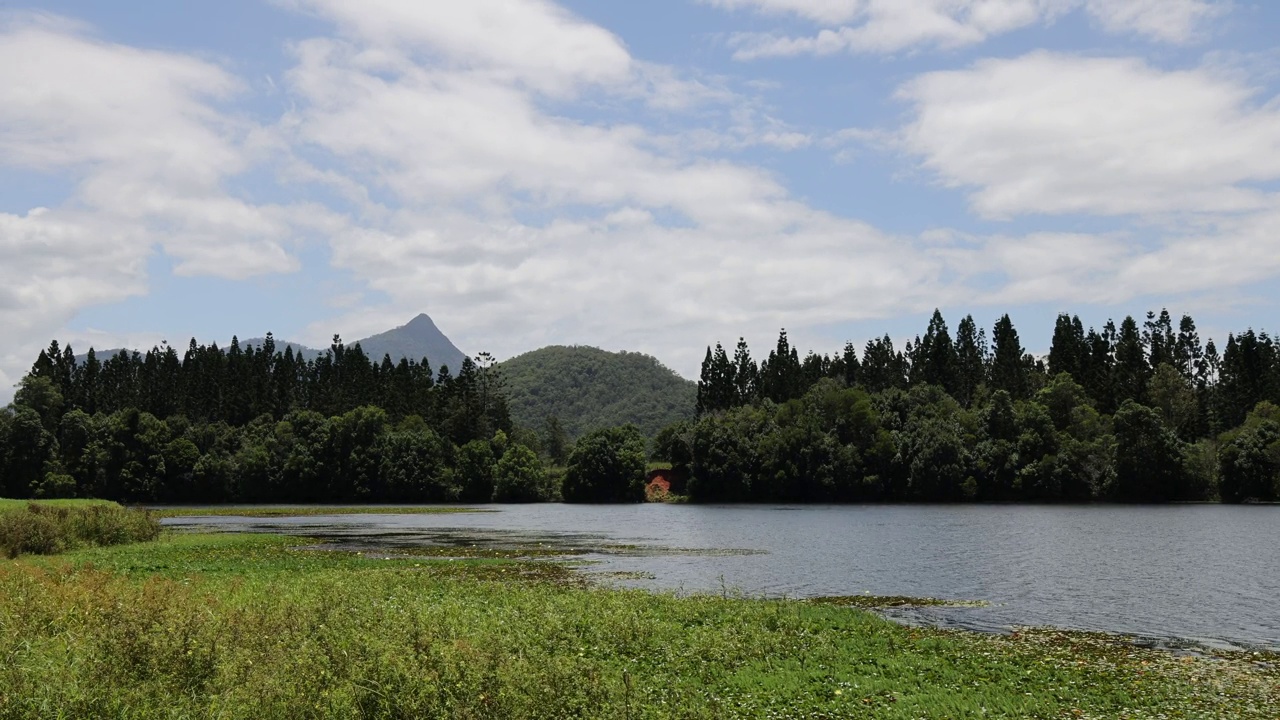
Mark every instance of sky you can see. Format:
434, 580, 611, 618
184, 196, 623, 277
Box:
2, 0, 1279, 399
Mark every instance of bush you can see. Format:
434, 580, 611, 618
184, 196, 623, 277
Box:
0, 503, 161, 558
0, 509, 64, 558
562, 426, 647, 503
492, 444, 550, 502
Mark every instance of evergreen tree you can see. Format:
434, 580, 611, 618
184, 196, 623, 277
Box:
1048, 313, 1086, 379
1112, 316, 1149, 405
1174, 314, 1202, 381
696, 343, 735, 414
916, 309, 959, 395
954, 315, 987, 407
860, 335, 907, 394
731, 338, 758, 406
1144, 309, 1176, 371
989, 315, 1028, 399
759, 330, 804, 403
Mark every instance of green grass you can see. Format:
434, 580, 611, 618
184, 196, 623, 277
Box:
0, 497, 120, 512
2, 533, 1275, 718
149, 505, 492, 519
0, 501, 161, 558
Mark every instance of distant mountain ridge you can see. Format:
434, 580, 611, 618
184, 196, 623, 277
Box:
497, 345, 696, 439
78, 313, 469, 374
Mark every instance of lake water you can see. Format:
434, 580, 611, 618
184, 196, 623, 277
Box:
162, 504, 1280, 652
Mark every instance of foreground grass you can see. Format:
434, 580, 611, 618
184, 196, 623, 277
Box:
149, 505, 491, 519
2, 534, 1276, 719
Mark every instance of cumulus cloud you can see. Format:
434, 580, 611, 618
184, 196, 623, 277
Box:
273, 0, 966, 368
0, 13, 315, 394
897, 51, 1280, 218
706, 0, 1225, 58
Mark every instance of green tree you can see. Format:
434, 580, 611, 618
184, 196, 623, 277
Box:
954, 315, 987, 407
457, 439, 496, 503
1112, 401, 1187, 502
562, 426, 647, 503
1113, 316, 1149, 405
1048, 314, 1086, 380
378, 428, 458, 502
493, 444, 549, 502
916, 309, 959, 395
989, 315, 1028, 399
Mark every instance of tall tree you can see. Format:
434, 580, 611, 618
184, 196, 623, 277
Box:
1112, 316, 1149, 405
731, 338, 758, 406
954, 315, 987, 407
1048, 313, 1087, 380
916, 309, 959, 395
860, 335, 907, 394
989, 314, 1028, 399
759, 330, 804, 403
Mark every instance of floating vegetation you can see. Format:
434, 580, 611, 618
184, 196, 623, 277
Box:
588, 570, 658, 581
807, 594, 990, 609
151, 505, 492, 519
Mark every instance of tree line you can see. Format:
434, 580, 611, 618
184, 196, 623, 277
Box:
2, 308, 1279, 505
666, 310, 1279, 503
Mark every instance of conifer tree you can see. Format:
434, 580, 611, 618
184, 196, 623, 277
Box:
989, 314, 1028, 399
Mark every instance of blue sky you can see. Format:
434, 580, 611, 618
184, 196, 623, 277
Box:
2, 0, 1279, 397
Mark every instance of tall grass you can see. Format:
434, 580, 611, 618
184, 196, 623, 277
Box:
0, 502, 161, 558
1, 534, 1274, 718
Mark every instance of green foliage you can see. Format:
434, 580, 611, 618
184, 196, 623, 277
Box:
0, 502, 160, 558
562, 426, 647, 503
499, 346, 696, 440
456, 439, 496, 503
1218, 411, 1280, 503
1112, 401, 1188, 502
492, 444, 551, 502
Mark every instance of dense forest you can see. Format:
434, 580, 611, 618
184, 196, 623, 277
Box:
1, 308, 1278, 504
499, 346, 696, 439
662, 310, 1280, 504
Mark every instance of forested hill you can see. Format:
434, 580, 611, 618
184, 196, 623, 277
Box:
498, 346, 696, 439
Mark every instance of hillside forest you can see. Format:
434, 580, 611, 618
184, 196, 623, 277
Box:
1, 309, 1278, 504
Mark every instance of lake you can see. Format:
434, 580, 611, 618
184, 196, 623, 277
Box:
162, 503, 1280, 652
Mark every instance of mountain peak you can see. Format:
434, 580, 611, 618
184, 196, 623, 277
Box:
405, 313, 440, 329
358, 313, 467, 371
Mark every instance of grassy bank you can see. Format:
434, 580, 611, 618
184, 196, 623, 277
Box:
2, 533, 1275, 718
0, 500, 161, 558
149, 505, 491, 519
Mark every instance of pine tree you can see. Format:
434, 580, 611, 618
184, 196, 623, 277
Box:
917, 309, 959, 395
1113, 316, 1149, 405
731, 338, 758, 406
1048, 313, 1086, 379
954, 315, 987, 407
989, 314, 1028, 399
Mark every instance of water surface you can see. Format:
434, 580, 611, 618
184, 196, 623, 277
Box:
162, 504, 1280, 652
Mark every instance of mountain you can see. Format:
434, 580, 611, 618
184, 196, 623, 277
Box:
78, 313, 468, 374
497, 345, 696, 439
353, 314, 468, 373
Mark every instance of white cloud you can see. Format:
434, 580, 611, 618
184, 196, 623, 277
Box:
897, 52, 1280, 218
0, 14, 317, 396
274, 0, 970, 371
707, 0, 1225, 58
279, 0, 633, 97
1085, 0, 1225, 44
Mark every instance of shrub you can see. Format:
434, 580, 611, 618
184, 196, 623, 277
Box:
0, 503, 161, 558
